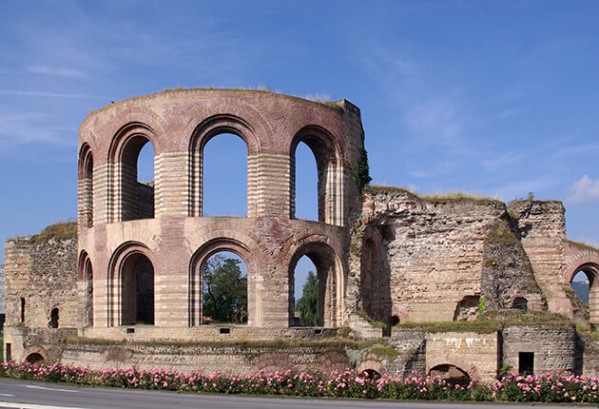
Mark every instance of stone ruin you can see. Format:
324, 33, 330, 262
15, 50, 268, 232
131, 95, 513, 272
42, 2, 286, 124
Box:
4, 89, 599, 382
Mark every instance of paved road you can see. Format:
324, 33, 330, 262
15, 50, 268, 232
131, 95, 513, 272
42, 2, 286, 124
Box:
0, 378, 576, 409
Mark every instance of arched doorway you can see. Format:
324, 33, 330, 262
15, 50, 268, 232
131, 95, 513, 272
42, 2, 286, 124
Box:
289, 242, 342, 327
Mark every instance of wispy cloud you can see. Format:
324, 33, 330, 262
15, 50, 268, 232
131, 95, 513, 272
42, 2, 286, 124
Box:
0, 112, 75, 147
569, 175, 599, 203
26, 65, 86, 78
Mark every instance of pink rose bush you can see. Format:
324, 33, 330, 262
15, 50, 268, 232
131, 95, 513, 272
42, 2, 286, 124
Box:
1, 360, 598, 403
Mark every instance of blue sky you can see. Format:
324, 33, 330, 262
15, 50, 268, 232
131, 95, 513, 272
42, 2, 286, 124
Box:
1, 0, 599, 277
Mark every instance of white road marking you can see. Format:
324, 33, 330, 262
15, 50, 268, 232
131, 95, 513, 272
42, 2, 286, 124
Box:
0, 402, 87, 409
24, 386, 78, 394
0, 393, 15, 397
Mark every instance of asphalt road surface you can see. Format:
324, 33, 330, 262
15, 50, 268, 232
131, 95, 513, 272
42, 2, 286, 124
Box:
0, 378, 576, 409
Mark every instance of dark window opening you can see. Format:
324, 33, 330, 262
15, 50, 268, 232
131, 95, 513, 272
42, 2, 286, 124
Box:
20, 297, 25, 323
121, 254, 155, 326
5, 343, 11, 362
519, 352, 534, 376
512, 297, 528, 312
49, 308, 59, 329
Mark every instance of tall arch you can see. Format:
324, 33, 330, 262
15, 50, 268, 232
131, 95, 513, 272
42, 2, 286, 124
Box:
77, 251, 94, 327
568, 263, 599, 324
108, 243, 155, 326
290, 126, 344, 226
78, 143, 94, 227
189, 115, 255, 218
288, 241, 343, 327
189, 239, 254, 327
107, 123, 157, 223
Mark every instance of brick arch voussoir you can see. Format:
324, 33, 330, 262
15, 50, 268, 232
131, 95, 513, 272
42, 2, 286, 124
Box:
290, 125, 344, 167
22, 346, 47, 363
108, 241, 156, 281
188, 230, 261, 274
283, 232, 336, 268
562, 248, 599, 283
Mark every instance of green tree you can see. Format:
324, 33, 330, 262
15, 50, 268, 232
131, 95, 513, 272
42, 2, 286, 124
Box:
296, 271, 319, 326
202, 254, 247, 323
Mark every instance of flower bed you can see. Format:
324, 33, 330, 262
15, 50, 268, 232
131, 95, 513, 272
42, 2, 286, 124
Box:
1, 361, 598, 403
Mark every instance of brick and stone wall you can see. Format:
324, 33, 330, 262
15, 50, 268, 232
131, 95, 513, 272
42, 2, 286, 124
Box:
502, 325, 577, 374
350, 188, 544, 323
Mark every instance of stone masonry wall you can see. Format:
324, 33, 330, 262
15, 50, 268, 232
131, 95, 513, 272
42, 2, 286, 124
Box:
508, 200, 572, 318
350, 188, 544, 323
502, 325, 577, 374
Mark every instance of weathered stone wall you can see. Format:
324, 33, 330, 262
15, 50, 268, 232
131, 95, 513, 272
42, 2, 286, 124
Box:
425, 332, 499, 383
350, 188, 544, 323
59, 342, 351, 375
4, 235, 78, 329
508, 200, 572, 317
502, 325, 577, 374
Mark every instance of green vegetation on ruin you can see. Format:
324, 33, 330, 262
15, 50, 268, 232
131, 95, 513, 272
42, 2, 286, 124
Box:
363, 185, 503, 206
30, 222, 77, 243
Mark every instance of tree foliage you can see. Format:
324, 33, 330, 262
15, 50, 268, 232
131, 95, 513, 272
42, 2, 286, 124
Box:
202, 254, 247, 324
296, 270, 320, 326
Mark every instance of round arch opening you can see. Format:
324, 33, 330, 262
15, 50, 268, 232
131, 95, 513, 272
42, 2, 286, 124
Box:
429, 364, 471, 387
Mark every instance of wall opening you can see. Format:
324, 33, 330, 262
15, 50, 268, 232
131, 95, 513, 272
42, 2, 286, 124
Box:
119, 136, 155, 221
26, 353, 44, 364
429, 364, 471, 387
121, 253, 155, 325
289, 243, 340, 328
360, 231, 392, 323
202, 251, 247, 324
79, 145, 94, 227
20, 297, 25, 323
292, 256, 319, 326
292, 142, 318, 221
84, 258, 94, 327
202, 133, 247, 217
519, 352, 534, 376
5, 343, 11, 362
49, 307, 59, 328
290, 127, 340, 225
572, 270, 590, 304
511, 297, 528, 312
453, 295, 481, 321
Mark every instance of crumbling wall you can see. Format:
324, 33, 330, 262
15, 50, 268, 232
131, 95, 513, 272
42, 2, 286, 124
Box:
4, 225, 78, 362
508, 200, 572, 318
350, 188, 544, 323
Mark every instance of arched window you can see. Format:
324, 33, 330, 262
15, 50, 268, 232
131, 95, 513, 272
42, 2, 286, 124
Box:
292, 142, 318, 221
81, 256, 94, 327
572, 270, 591, 304
117, 135, 155, 221
290, 127, 342, 225
202, 133, 247, 217
289, 243, 341, 327
292, 256, 318, 326
200, 251, 247, 324
78, 144, 94, 227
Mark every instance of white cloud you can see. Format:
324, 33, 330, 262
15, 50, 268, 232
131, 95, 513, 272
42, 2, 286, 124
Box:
570, 175, 599, 203
0, 89, 104, 99
27, 65, 86, 78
